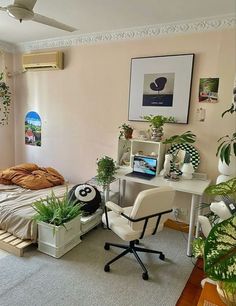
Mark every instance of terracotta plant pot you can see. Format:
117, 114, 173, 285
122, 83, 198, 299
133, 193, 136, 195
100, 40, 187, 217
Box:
124, 129, 133, 139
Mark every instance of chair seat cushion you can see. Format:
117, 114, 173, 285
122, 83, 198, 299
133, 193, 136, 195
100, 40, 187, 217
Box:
102, 206, 160, 241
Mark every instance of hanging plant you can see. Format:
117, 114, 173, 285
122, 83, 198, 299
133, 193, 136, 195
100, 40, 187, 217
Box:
0, 72, 11, 126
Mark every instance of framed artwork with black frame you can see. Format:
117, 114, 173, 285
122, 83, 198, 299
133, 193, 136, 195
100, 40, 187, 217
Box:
128, 54, 194, 123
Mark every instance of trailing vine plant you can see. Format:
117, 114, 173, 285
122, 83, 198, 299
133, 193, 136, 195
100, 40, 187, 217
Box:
0, 72, 11, 126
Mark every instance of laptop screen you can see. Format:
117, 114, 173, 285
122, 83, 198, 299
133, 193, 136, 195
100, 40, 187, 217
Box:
133, 156, 157, 176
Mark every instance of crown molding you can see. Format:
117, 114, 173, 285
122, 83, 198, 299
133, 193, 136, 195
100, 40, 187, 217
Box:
11, 14, 236, 52
0, 40, 16, 54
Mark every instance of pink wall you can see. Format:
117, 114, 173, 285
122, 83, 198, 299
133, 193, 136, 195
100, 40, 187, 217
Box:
14, 29, 235, 187
0, 52, 15, 169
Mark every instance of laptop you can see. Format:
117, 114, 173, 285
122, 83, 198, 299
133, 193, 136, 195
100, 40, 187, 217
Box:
125, 156, 157, 180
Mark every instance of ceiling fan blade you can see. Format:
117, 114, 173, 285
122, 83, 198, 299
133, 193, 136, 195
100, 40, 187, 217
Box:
14, 0, 37, 10
32, 13, 77, 32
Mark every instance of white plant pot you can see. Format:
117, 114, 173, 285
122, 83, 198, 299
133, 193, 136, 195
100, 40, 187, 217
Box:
218, 157, 236, 176
37, 215, 81, 258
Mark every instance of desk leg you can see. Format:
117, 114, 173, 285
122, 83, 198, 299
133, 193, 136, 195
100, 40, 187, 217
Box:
120, 179, 126, 206
195, 196, 202, 239
187, 194, 199, 257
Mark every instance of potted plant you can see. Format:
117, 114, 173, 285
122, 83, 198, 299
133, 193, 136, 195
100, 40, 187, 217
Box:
193, 216, 236, 305
32, 190, 82, 258
119, 123, 133, 139
96, 156, 117, 186
143, 115, 175, 141
96, 156, 117, 203
0, 72, 11, 126
163, 130, 196, 145
193, 178, 236, 304
216, 81, 236, 182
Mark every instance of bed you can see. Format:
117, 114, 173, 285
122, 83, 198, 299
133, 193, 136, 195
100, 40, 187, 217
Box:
0, 163, 72, 255
0, 183, 73, 242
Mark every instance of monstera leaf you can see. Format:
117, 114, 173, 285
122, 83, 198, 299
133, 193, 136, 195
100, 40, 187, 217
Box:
204, 216, 236, 282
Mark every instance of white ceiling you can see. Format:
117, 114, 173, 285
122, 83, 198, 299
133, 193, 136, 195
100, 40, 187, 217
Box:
0, 0, 235, 45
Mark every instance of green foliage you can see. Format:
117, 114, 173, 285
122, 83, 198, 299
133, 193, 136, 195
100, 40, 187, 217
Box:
96, 156, 117, 186
0, 72, 11, 126
205, 177, 236, 202
119, 123, 133, 139
204, 216, 236, 282
216, 132, 236, 166
32, 190, 82, 226
163, 131, 196, 144
143, 115, 175, 128
192, 237, 205, 258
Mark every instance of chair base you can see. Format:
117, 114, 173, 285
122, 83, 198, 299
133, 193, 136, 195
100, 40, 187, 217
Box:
104, 240, 165, 280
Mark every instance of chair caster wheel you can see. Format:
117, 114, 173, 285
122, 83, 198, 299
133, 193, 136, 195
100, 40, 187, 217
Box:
159, 253, 165, 261
104, 265, 110, 272
142, 272, 149, 280
104, 243, 110, 250
134, 239, 139, 245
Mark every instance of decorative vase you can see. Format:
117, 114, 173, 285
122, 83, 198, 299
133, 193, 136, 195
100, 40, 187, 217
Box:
124, 129, 133, 139
151, 127, 163, 141
216, 157, 236, 184
181, 162, 194, 179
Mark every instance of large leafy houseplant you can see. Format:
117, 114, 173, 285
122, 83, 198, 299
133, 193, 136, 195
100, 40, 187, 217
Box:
193, 178, 236, 304
193, 217, 236, 305
0, 72, 11, 126
205, 177, 236, 204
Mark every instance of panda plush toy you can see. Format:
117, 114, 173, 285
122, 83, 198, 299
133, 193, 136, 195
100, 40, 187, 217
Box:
68, 184, 101, 215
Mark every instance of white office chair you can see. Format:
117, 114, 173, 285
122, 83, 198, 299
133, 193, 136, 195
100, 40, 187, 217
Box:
102, 186, 175, 280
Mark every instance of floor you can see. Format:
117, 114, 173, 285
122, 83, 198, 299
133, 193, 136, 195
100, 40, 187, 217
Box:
176, 259, 204, 306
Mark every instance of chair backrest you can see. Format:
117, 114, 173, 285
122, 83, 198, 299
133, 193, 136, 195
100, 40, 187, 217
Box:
129, 187, 175, 232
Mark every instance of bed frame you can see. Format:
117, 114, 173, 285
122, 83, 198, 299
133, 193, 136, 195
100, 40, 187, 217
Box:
0, 230, 33, 256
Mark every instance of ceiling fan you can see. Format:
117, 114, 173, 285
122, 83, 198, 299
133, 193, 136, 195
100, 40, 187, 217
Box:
0, 0, 77, 32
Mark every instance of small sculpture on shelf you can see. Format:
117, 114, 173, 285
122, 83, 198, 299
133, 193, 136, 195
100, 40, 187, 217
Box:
119, 148, 131, 166
160, 154, 172, 177
181, 152, 194, 180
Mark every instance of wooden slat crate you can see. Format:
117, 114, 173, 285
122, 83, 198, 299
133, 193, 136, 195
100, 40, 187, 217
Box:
0, 231, 33, 257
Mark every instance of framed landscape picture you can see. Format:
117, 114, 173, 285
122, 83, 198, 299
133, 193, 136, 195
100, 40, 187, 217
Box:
128, 54, 194, 123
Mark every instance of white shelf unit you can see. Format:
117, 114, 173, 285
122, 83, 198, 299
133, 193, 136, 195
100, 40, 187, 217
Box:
117, 139, 165, 175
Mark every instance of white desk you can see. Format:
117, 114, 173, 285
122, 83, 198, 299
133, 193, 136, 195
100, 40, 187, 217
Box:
115, 167, 211, 256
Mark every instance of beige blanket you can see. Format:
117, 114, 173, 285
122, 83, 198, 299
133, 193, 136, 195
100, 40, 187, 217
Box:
0, 184, 73, 242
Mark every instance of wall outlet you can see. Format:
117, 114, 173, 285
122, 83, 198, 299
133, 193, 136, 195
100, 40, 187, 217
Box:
172, 208, 180, 218
172, 207, 189, 220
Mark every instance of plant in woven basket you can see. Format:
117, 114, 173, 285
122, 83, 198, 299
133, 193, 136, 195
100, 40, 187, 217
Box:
0, 72, 11, 126
32, 190, 82, 227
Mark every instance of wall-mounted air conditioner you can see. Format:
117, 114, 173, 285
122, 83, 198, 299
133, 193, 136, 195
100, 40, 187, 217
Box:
22, 51, 64, 71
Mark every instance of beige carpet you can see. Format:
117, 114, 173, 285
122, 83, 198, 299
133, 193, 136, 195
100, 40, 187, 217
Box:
0, 227, 193, 306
